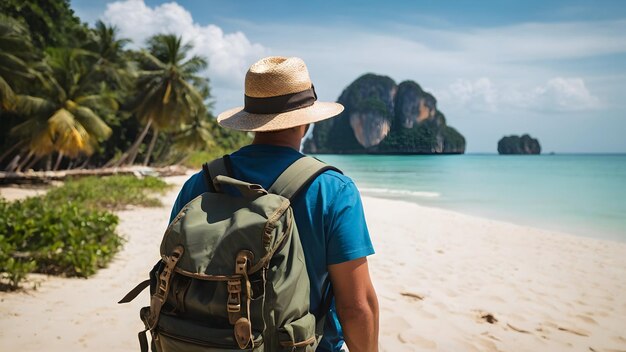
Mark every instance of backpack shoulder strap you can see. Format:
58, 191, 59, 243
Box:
202, 155, 233, 193
268, 156, 341, 200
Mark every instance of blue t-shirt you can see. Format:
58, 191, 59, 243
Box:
169, 144, 375, 351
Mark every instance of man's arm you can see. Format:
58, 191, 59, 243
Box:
329, 257, 379, 352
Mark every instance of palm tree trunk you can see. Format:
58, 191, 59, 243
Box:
154, 134, 172, 163
53, 152, 64, 171
5, 155, 21, 172
108, 119, 153, 167
15, 151, 34, 172
142, 127, 159, 166
175, 154, 189, 166
24, 155, 43, 171
126, 146, 140, 165
77, 156, 91, 169
0, 140, 26, 165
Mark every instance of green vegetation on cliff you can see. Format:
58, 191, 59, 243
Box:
378, 124, 436, 152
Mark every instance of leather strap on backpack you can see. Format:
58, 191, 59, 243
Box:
268, 156, 341, 200
148, 245, 184, 329
202, 155, 233, 193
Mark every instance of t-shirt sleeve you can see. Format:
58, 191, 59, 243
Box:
169, 188, 186, 223
325, 181, 375, 265
169, 172, 206, 223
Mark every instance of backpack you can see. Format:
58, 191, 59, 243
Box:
119, 155, 340, 352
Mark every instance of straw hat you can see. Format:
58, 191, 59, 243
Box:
217, 56, 344, 132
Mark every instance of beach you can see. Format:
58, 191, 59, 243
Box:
1, 176, 625, 352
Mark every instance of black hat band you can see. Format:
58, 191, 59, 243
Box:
244, 85, 317, 114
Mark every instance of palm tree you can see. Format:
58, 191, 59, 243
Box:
85, 20, 133, 91
110, 34, 209, 166
0, 15, 38, 111
10, 48, 113, 170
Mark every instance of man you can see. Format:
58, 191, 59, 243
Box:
170, 56, 379, 351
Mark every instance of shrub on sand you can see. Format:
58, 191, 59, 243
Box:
0, 175, 169, 290
45, 175, 169, 210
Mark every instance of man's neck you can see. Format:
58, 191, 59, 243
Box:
252, 129, 303, 151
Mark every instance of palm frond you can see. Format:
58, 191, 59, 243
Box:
48, 108, 92, 157
14, 95, 56, 117
172, 119, 214, 151
180, 55, 208, 75
10, 112, 54, 157
70, 105, 113, 140
0, 75, 16, 111
138, 51, 168, 70
75, 94, 119, 111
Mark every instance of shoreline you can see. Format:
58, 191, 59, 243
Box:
1, 177, 625, 351
360, 191, 626, 245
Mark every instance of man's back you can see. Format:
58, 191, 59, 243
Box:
170, 144, 374, 351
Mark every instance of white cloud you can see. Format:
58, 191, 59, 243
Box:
530, 78, 601, 111
442, 78, 499, 112
436, 77, 601, 113
102, 0, 267, 93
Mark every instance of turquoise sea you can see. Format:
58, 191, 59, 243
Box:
313, 154, 626, 242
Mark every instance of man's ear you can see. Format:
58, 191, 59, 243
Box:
303, 124, 311, 136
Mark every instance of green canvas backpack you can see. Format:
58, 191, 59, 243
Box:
119, 156, 340, 352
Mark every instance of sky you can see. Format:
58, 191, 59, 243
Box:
72, 0, 626, 153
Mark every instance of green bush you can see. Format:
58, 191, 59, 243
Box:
0, 196, 121, 289
45, 175, 169, 210
0, 174, 168, 290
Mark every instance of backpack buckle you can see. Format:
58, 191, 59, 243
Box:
148, 246, 184, 329
227, 251, 254, 324
227, 302, 241, 313
227, 279, 242, 313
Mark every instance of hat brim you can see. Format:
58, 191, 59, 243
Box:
217, 102, 344, 132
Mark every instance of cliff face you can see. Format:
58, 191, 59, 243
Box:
304, 74, 465, 154
497, 134, 541, 154
394, 81, 436, 128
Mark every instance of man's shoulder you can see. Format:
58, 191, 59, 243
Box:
183, 170, 206, 189
177, 170, 208, 201
317, 169, 352, 184
316, 168, 354, 187
308, 168, 359, 201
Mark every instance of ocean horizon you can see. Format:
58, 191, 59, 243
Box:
313, 153, 626, 242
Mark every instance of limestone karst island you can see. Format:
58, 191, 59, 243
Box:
303, 74, 466, 154
497, 134, 542, 154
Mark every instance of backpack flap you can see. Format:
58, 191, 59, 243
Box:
202, 155, 233, 193
213, 175, 268, 198
162, 191, 291, 276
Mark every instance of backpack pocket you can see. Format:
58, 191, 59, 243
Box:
155, 314, 264, 352
278, 313, 317, 351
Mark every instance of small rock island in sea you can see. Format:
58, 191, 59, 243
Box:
497, 134, 541, 154
303, 74, 465, 154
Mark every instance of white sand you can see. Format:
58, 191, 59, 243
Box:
0, 186, 49, 201
366, 197, 626, 352
1, 176, 625, 351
